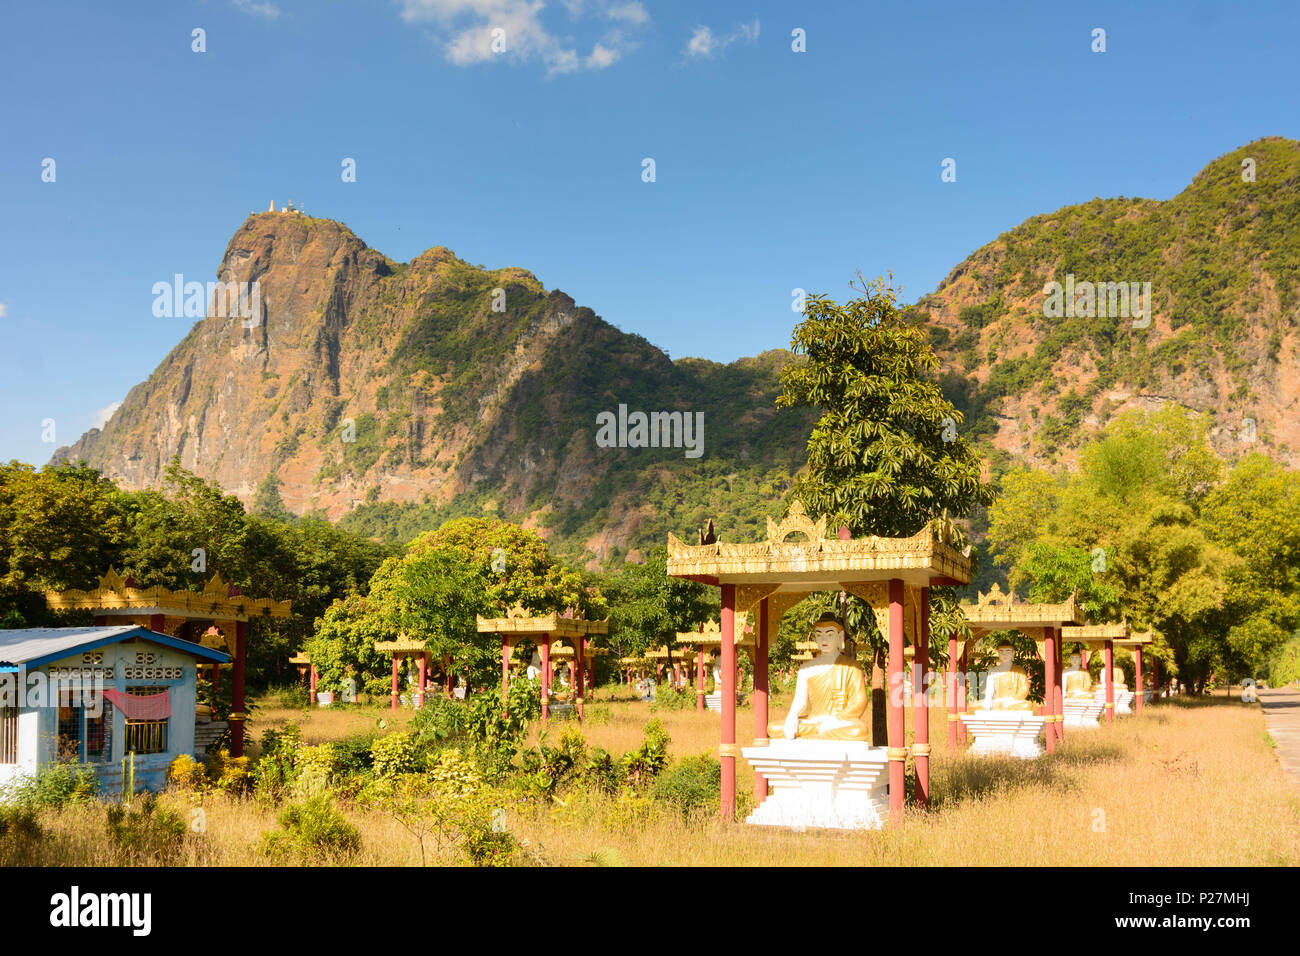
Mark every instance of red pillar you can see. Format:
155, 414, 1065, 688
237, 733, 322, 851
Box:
887, 578, 906, 823
720, 583, 737, 820
957, 648, 969, 742
755, 596, 771, 805
309, 665, 317, 703
1134, 645, 1144, 714
914, 586, 930, 808
540, 637, 551, 725
148, 613, 165, 633
576, 641, 585, 724
1104, 640, 1115, 724
696, 647, 705, 712
390, 654, 400, 711
500, 636, 510, 703
1044, 626, 1057, 754
417, 653, 427, 708
1055, 629, 1065, 741
231, 620, 247, 757
947, 634, 959, 746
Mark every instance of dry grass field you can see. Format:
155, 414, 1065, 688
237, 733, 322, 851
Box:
4, 691, 1297, 866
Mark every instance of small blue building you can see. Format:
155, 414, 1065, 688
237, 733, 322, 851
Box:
0, 625, 230, 796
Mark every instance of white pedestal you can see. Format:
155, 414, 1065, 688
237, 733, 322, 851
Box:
705, 692, 721, 712
1093, 687, 1135, 716
958, 711, 1047, 759
741, 740, 890, 830
1063, 696, 1104, 728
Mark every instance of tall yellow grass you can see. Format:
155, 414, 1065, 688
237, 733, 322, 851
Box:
4, 693, 1295, 866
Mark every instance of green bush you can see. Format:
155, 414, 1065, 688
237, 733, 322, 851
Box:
623, 719, 670, 785
333, 731, 379, 775
410, 695, 471, 749
370, 732, 420, 778
261, 795, 361, 864
649, 688, 695, 712
272, 683, 311, 709
105, 795, 188, 864
653, 755, 721, 817
8, 761, 97, 808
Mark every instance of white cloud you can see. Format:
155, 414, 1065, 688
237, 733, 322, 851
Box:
92, 401, 122, 431
684, 18, 760, 59
0, 303, 7, 319
605, 2, 648, 25
399, 0, 645, 74
231, 0, 281, 18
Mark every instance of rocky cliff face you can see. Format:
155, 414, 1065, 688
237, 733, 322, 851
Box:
55, 213, 812, 558
57, 138, 1300, 562
913, 137, 1300, 469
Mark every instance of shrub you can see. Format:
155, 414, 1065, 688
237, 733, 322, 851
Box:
623, 719, 670, 785
411, 695, 471, 749
205, 749, 252, 794
261, 795, 361, 864
427, 749, 483, 797
8, 761, 97, 808
370, 732, 419, 778
649, 688, 695, 712
653, 755, 721, 817
105, 795, 188, 864
167, 753, 207, 792
293, 744, 339, 796
333, 732, 379, 775
274, 684, 311, 709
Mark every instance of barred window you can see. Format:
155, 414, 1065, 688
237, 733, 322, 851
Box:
1, 706, 17, 764
56, 691, 114, 764
124, 686, 168, 755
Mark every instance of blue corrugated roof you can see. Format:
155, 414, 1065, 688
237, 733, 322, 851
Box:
0, 625, 231, 670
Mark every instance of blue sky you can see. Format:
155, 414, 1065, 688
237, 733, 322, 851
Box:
1, 0, 1297, 467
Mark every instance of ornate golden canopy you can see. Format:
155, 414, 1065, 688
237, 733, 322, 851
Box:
666, 503, 971, 646
47, 568, 291, 622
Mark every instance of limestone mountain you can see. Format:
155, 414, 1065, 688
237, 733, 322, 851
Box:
54, 212, 814, 564
56, 137, 1300, 565
912, 136, 1300, 471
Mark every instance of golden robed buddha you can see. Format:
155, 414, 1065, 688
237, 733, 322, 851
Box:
769, 615, 870, 740
973, 645, 1034, 711
1063, 653, 1093, 699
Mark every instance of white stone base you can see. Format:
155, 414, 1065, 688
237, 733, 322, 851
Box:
1093, 688, 1135, 716
705, 692, 721, 712
959, 711, 1047, 759
1063, 697, 1104, 728
741, 740, 890, 830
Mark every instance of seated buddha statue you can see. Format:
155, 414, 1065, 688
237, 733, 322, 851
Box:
768, 614, 870, 740
973, 643, 1033, 711
1063, 652, 1093, 699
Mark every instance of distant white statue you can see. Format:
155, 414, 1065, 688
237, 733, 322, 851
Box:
526, 650, 542, 682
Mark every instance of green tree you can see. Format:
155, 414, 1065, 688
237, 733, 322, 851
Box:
601, 548, 714, 661
777, 275, 994, 537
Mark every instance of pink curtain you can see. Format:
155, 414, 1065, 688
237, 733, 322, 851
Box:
102, 688, 172, 720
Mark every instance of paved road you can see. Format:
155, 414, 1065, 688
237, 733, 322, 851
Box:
1260, 687, 1300, 790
